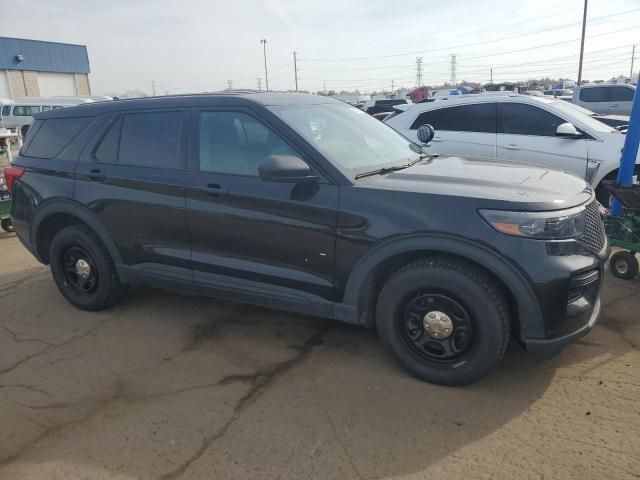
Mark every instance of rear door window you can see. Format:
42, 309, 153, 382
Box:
118, 111, 184, 169
499, 103, 566, 137
579, 87, 606, 102
22, 117, 92, 158
411, 104, 496, 133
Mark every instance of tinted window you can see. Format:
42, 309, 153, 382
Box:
609, 86, 635, 102
22, 117, 92, 158
579, 87, 606, 102
375, 100, 406, 106
13, 106, 40, 116
118, 111, 183, 169
199, 111, 298, 176
1, 106, 10, 116
94, 117, 122, 164
411, 104, 496, 133
499, 103, 566, 137
41, 106, 52, 112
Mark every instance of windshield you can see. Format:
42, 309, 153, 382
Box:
269, 104, 422, 177
548, 100, 616, 133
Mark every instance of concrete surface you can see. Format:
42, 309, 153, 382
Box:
0, 230, 639, 480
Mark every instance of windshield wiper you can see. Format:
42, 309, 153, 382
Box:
354, 155, 429, 180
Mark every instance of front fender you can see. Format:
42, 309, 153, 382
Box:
340, 233, 544, 340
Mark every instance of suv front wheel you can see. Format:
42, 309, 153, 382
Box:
49, 225, 125, 311
376, 257, 510, 386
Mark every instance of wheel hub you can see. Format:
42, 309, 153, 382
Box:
617, 259, 629, 274
423, 311, 453, 339
75, 259, 91, 279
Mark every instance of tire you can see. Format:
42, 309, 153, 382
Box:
609, 251, 639, 280
375, 256, 510, 386
0, 218, 13, 232
49, 224, 125, 310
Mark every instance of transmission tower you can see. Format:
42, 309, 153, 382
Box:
450, 54, 457, 85
257, 78, 262, 91
415, 57, 423, 86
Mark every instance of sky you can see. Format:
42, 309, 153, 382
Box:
2, 0, 639, 95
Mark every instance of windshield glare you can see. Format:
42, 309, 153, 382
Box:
269, 104, 421, 176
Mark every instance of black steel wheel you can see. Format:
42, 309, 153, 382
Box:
400, 293, 473, 365
376, 256, 510, 386
609, 251, 639, 280
50, 224, 125, 310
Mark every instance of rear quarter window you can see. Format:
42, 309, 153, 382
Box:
22, 117, 93, 159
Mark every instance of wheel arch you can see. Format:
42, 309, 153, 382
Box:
30, 199, 123, 266
340, 234, 544, 341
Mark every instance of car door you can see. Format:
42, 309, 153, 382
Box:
607, 86, 635, 116
75, 109, 191, 282
185, 107, 339, 311
405, 103, 497, 159
577, 87, 609, 114
497, 102, 588, 179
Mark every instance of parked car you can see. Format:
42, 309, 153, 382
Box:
385, 93, 637, 204
363, 98, 409, 115
6, 92, 607, 385
572, 84, 635, 115
0, 96, 112, 137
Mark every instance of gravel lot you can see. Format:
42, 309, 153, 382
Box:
1, 229, 639, 480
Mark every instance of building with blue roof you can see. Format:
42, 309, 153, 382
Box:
0, 37, 91, 99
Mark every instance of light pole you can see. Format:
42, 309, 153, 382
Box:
260, 39, 269, 91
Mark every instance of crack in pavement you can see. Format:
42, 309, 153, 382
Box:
0, 384, 52, 396
0, 325, 57, 347
0, 380, 126, 465
0, 270, 50, 300
157, 324, 329, 480
0, 314, 115, 377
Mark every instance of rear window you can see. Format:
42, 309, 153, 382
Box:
1, 106, 10, 116
22, 117, 92, 158
609, 86, 635, 102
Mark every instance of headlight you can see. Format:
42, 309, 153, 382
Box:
479, 206, 586, 239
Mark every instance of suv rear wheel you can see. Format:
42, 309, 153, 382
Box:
49, 225, 125, 311
375, 257, 510, 386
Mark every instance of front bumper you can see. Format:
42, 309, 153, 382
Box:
525, 296, 601, 356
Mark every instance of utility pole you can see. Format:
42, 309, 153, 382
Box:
577, 0, 588, 85
227, 80, 233, 91
293, 51, 299, 92
631, 45, 636, 82
415, 57, 423, 87
391, 79, 395, 93
260, 39, 269, 91
257, 77, 262, 91
450, 54, 457, 85
151, 80, 156, 96
490, 68, 493, 83
323, 81, 326, 94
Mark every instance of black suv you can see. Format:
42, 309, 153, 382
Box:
6, 93, 608, 385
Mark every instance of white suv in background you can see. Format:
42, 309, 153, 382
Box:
572, 84, 635, 115
384, 93, 637, 203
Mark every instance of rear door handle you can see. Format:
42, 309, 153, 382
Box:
87, 168, 106, 182
610, 104, 620, 107
197, 184, 228, 196
502, 144, 520, 150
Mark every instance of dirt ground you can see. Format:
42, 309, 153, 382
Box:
1, 229, 639, 480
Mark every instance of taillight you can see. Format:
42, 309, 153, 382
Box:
4, 166, 25, 194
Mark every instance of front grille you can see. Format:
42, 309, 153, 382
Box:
577, 200, 607, 256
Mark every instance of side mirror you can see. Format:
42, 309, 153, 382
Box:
258, 155, 318, 183
417, 124, 435, 144
556, 122, 583, 138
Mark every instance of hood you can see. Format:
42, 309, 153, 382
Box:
358, 156, 593, 211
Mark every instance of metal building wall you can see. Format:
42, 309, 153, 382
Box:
0, 37, 90, 74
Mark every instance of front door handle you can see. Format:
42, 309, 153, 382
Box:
197, 184, 228, 196
610, 104, 620, 108
502, 144, 520, 150
87, 168, 106, 182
